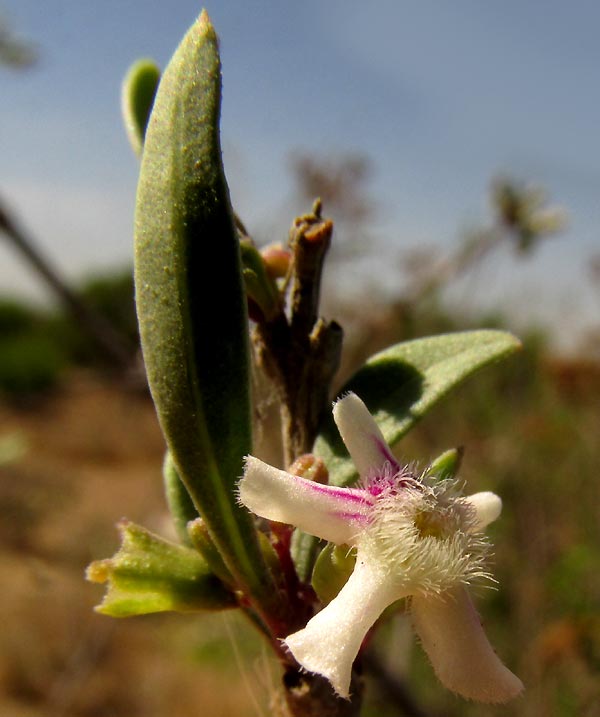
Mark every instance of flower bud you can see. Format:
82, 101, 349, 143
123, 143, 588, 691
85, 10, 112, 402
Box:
261, 243, 291, 279
288, 453, 329, 484
311, 543, 356, 605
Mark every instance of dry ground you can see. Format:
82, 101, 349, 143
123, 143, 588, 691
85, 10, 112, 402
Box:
0, 376, 274, 717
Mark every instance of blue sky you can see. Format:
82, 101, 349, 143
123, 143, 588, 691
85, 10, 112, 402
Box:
2, 1, 600, 347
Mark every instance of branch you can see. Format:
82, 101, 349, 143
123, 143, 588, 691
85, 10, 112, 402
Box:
0, 196, 135, 372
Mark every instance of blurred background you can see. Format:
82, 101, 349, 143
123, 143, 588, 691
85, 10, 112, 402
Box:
1, 2, 599, 716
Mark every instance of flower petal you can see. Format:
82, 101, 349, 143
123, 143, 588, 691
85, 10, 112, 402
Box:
333, 393, 399, 478
239, 456, 372, 544
463, 492, 502, 532
285, 556, 403, 699
411, 588, 523, 703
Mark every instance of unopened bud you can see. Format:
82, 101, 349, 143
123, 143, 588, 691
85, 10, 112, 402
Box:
426, 447, 464, 481
311, 543, 357, 605
289, 454, 329, 484
261, 243, 291, 279
187, 517, 234, 585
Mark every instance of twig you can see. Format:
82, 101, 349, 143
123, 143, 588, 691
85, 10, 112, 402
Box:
0, 196, 135, 372
254, 200, 343, 465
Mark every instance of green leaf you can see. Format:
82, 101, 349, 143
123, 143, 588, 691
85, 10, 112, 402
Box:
86, 521, 236, 616
134, 12, 277, 609
163, 452, 198, 545
315, 330, 521, 486
121, 59, 161, 155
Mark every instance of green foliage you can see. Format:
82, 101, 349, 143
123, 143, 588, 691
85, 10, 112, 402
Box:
0, 298, 39, 334
86, 521, 236, 617
163, 452, 198, 546
0, 333, 64, 396
122, 59, 161, 155
133, 12, 276, 607
0, 298, 65, 397
0, 269, 139, 397
50, 269, 138, 367
315, 330, 521, 487
547, 544, 598, 615
79, 270, 139, 344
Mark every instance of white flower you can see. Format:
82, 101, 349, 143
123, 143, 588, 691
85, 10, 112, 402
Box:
238, 392, 523, 702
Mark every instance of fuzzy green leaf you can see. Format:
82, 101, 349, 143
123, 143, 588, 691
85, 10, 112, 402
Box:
134, 12, 276, 607
163, 452, 198, 545
121, 59, 161, 155
86, 521, 236, 616
315, 330, 521, 486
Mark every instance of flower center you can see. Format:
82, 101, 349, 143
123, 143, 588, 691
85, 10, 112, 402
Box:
358, 476, 491, 594
413, 507, 451, 539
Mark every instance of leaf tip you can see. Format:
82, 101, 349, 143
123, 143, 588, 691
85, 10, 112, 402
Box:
197, 9, 217, 41
85, 560, 110, 584
504, 331, 523, 351
499, 330, 523, 360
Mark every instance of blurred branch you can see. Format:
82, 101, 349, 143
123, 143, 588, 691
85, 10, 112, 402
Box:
0, 196, 135, 372
0, 15, 37, 69
363, 651, 454, 717
290, 152, 373, 227
404, 226, 502, 305
404, 178, 566, 305
289, 151, 376, 260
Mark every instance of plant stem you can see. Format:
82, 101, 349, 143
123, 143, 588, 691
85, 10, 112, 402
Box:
254, 201, 343, 465
282, 669, 363, 717
251, 202, 363, 715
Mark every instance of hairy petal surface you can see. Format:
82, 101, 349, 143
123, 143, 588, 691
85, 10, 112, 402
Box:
411, 588, 523, 703
333, 393, 400, 478
463, 492, 502, 532
239, 457, 372, 545
285, 557, 405, 699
